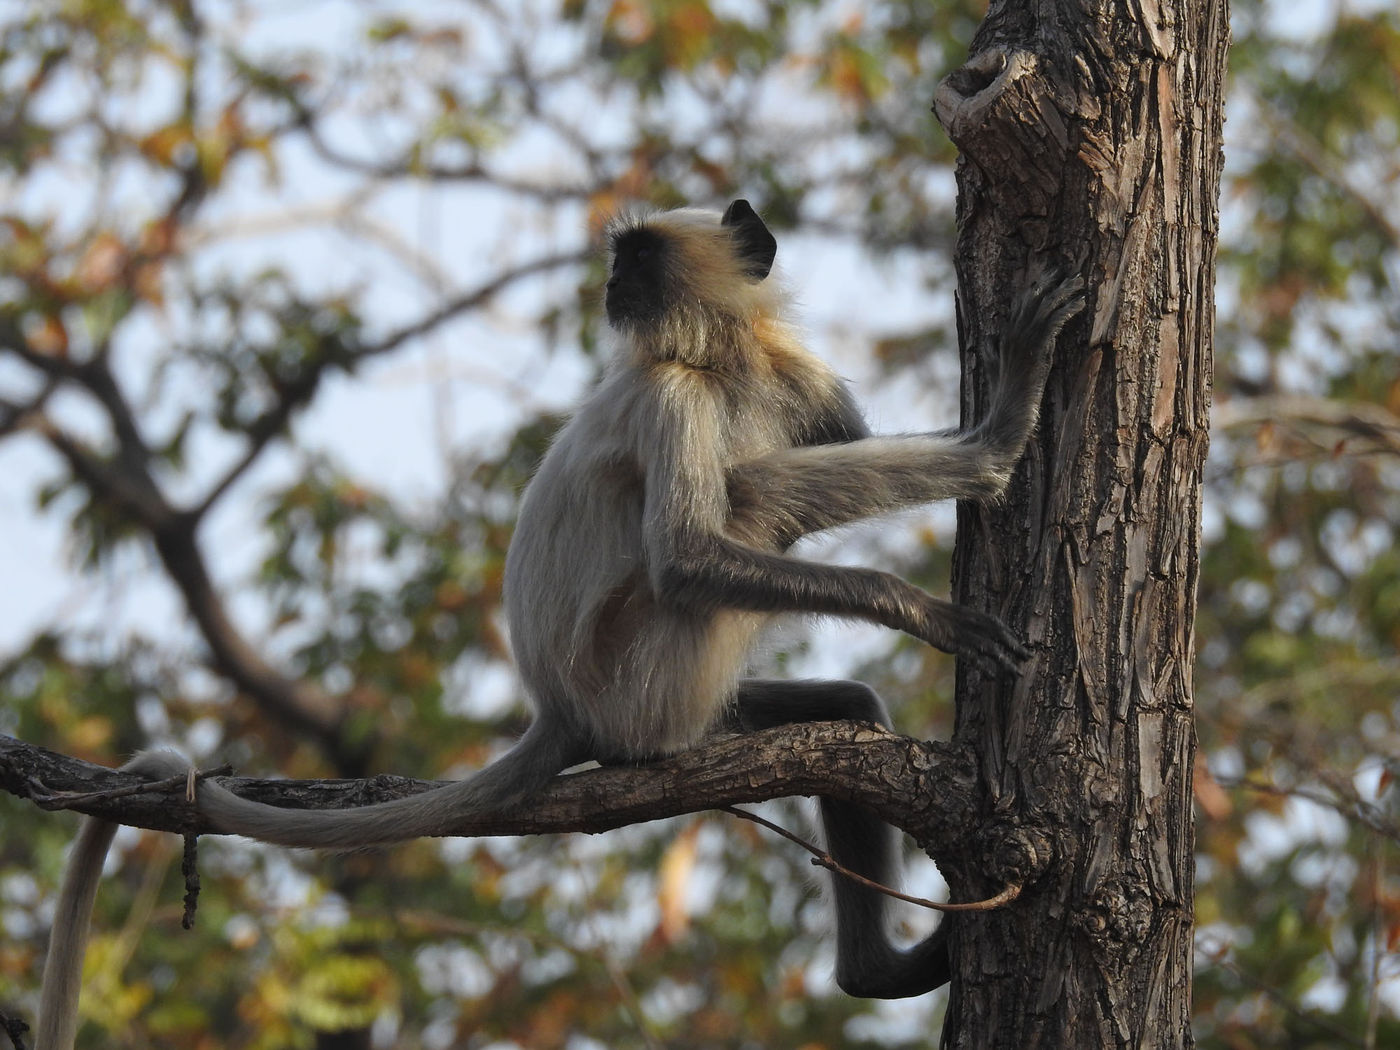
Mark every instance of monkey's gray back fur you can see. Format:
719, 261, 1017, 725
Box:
506, 358, 794, 760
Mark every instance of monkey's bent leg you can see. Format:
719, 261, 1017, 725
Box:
730, 680, 950, 998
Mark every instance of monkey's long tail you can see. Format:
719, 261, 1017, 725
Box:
196, 718, 587, 850
38, 750, 190, 1050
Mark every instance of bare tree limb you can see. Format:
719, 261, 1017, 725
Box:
14, 407, 347, 747
1214, 395, 1400, 458
2, 242, 590, 767
191, 248, 589, 519
354, 248, 593, 361
0, 724, 976, 849
1246, 90, 1400, 248
0, 377, 59, 439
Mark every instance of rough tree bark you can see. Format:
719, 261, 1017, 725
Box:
931, 0, 1225, 1046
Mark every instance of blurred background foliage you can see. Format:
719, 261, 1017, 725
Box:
0, 1, 1395, 1047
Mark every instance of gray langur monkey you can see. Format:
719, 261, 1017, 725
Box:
38, 201, 1083, 1041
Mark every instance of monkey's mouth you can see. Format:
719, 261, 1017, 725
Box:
604, 291, 662, 329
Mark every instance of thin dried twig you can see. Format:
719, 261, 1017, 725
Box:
27, 764, 232, 811
721, 805, 1020, 913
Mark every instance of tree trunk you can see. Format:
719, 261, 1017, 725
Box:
933, 1, 1225, 1046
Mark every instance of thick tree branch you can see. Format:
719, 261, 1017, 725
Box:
146, 520, 348, 748
273, 80, 594, 201
1, 724, 979, 849
35, 422, 177, 530
191, 248, 592, 520
5, 249, 598, 763
21, 416, 347, 749
0, 377, 59, 438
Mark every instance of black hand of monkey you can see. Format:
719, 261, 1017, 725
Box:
1015, 272, 1086, 352
911, 598, 1031, 676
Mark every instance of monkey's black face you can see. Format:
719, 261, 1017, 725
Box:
606, 228, 670, 329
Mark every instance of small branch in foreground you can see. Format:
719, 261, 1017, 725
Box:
180, 834, 201, 930
0, 1013, 30, 1050
26, 764, 231, 811
721, 806, 1021, 913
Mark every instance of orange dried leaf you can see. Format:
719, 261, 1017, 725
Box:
139, 215, 179, 257
829, 50, 867, 102
27, 314, 68, 356
76, 233, 127, 291
608, 0, 652, 44
435, 580, 469, 612
670, 2, 716, 38
657, 822, 702, 944
1193, 753, 1232, 820
587, 192, 621, 237
140, 124, 193, 165
133, 260, 166, 306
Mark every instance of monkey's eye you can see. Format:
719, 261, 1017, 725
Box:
634, 245, 651, 261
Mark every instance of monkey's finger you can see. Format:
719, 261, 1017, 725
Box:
977, 611, 1030, 671
1031, 278, 1086, 330
1047, 281, 1086, 323
962, 638, 1024, 678
979, 628, 1031, 676
1006, 278, 1082, 347
1024, 266, 1061, 298
926, 605, 1029, 676
1044, 284, 1086, 325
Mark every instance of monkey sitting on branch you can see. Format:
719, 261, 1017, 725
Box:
38, 200, 1082, 1046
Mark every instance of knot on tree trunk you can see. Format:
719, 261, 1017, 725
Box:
933, 47, 1090, 219
984, 821, 1055, 887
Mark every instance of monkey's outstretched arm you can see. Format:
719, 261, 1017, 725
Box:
644, 408, 1026, 673
725, 432, 1001, 548
726, 274, 1084, 545
645, 277, 1082, 674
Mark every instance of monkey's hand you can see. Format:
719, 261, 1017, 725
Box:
905, 596, 1030, 676
1013, 270, 1085, 354
986, 271, 1085, 393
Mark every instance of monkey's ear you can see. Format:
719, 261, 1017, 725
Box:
721, 199, 777, 280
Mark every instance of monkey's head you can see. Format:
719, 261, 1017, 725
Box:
604, 200, 779, 339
